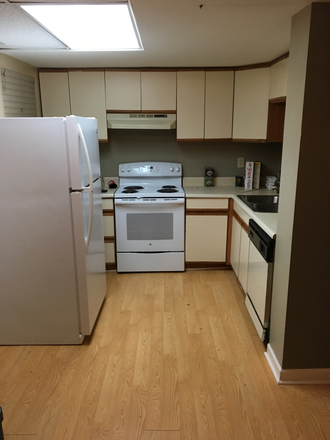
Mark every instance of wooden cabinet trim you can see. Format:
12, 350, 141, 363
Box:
105, 262, 116, 270
103, 211, 114, 216
185, 262, 230, 269
232, 138, 267, 143
186, 209, 228, 215
104, 237, 115, 243
233, 210, 249, 233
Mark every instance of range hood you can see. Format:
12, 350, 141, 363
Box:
107, 113, 176, 130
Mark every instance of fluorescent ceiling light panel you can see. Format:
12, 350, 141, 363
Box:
20, 3, 142, 50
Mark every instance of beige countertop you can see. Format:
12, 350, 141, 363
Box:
185, 185, 278, 238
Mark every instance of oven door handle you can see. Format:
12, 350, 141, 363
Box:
115, 199, 185, 206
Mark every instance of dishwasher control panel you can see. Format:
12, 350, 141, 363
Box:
248, 219, 275, 262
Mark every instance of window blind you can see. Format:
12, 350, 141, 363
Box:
1, 68, 37, 117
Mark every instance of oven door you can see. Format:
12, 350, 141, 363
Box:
115, 198, 185, 252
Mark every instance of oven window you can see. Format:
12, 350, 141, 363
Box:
127, 213, 173, 240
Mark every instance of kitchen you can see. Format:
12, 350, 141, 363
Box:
1, 0, 330, 438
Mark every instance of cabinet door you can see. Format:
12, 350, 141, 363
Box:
141, 71, 176, 111
69, 71, 107, 141
238, 228, 249, 293
205, 71, 234, 139
230, 216, 241, 277
105, 71, 141, 111
39, 72, 71, 117
177, 71, 205, 140
233, 67, 270, 141
186, 215, 227, 262
269, 58, 288, 99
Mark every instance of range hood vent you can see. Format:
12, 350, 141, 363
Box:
107, 113, 176, 130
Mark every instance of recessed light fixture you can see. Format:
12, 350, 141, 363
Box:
20, 3, 143, 51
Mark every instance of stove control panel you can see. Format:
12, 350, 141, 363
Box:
119, 162, 182, 177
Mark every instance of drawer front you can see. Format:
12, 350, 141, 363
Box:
234, 201, 250, 225
186, 198, 228, 210
105, 242, 115, 263
102, 199, 114, 210
103, 214, 114, 237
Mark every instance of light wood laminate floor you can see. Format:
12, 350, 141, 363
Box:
1, 270, 330, 440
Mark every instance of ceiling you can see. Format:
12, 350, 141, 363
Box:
0, 0, 325, 69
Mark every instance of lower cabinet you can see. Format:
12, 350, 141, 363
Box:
185, 198, 229, 268
230, 202, 250, 292
102, 198, 116, 270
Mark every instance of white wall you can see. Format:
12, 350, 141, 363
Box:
0, 53, 41, 117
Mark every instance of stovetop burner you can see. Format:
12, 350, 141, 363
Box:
121, 189, 139, 194
162, 185, 177, 189
124, 185, 144, 190
157, 188, 178, 193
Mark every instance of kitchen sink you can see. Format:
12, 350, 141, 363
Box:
237, 194, 279, 213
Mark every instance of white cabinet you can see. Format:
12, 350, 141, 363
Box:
269, 57, 288, 99
205, 71, 234, 139
39, 71, 71, 117
230, 202, 250, 293
105, 70, 177, 112
233, 67, 270, 141
102, 198, 116, 270
141, 71, 176, 111
68, 71, 107, 141
185, 198, 228, 266
105, 71, 141, 111
231, 214, 241, 276
177, 71, 205, 140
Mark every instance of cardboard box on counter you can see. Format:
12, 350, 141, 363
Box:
245, 161, 261, 189
253, 161, 261, 189
245, 161, 254, 189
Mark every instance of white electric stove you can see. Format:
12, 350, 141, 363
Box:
114, 162, 185, 272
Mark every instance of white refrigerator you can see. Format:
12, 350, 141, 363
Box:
0, 116, 106, 344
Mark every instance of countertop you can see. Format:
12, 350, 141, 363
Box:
184, 185, 278, 238
101, 181, 278, 238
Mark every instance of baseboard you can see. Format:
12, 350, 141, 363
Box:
265, 343, 330, 384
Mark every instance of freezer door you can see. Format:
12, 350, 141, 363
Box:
66, 115, 101, 189
71, 178, 106, 335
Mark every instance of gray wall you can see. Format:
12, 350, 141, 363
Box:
99, 129, 282, 178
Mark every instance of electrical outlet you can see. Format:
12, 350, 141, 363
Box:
238, 157, 245, 168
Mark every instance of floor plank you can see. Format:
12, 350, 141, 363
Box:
1, 270, 330, 440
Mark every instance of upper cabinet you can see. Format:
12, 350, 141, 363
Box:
205, 70, 234, 140
176, 70, 205, 140
105, 70, 177, 112
269, 57, 288, 99
233, 67, 270, 141
105, 71, 141, 111
68, 71, 107, 141
141, 71, 176, 111
39, 70, 108, 141
39, 71, 71, 117
267, 57, 288, 142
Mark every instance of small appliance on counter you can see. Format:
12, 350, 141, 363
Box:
114, 162, 185, 272
204, 166, 214, 187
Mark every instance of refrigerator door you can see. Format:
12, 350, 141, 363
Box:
70, 177, 106, 335
0, 117, 82, 344
65, 116, 101, 189
66, 116, 106, 335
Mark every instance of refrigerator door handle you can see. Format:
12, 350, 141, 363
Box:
77, 123, 93, 250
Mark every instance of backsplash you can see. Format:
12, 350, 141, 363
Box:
99, 129, 282, 178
